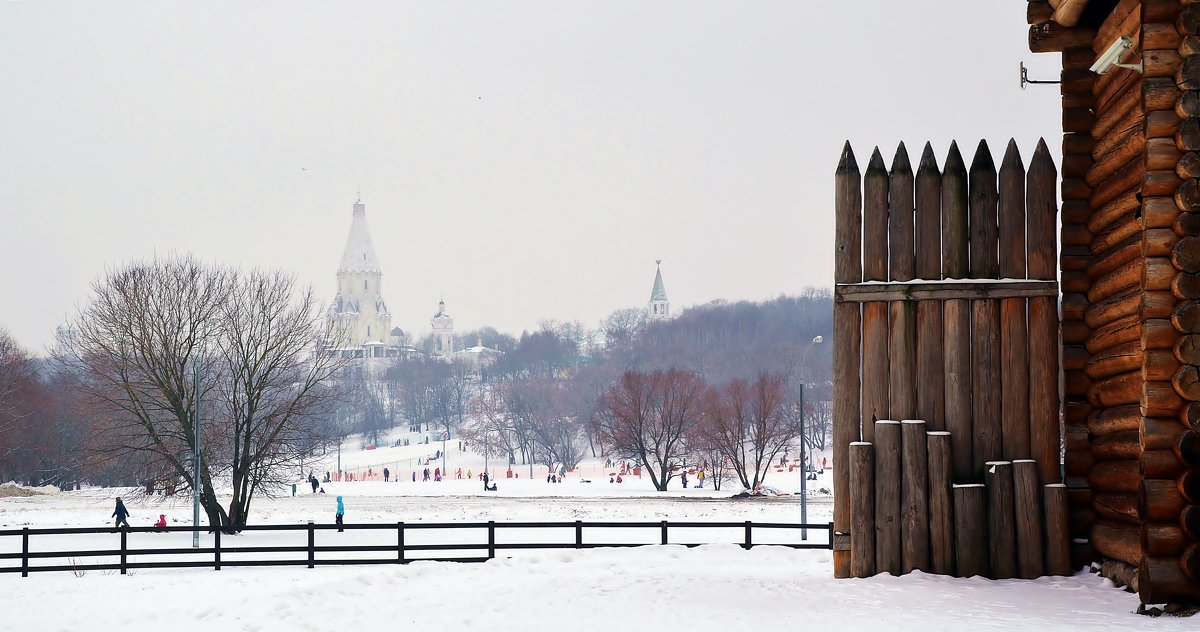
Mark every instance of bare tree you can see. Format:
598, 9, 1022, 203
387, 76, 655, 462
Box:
213, 269, 348, 529
593, 369, 705, 491
57, 257, 347, 530
698, 373, 797, 489
0, 329, 38, 480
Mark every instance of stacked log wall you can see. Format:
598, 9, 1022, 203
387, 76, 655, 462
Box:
1140, 0, 1200, 604
1081, 1, 1148, 582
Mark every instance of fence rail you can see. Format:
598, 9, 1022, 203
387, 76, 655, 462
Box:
0, 520, 834, 576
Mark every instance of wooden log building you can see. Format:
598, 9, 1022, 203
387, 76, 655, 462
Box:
831, 0, 1200, 606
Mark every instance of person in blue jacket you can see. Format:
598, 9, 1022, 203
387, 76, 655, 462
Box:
112, 497, 131, 529
336, 496, 345, 532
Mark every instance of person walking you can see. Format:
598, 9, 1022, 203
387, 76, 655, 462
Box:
309, 474, 319, 493
483, 470, 490, 491
681, 472, 688, 489
698, 470, 705, 489
335, 496, 345, 533
383, 467, 390, 483
112, 497, 131, 530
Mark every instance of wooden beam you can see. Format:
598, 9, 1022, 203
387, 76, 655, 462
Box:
835, 281, 1058, 303
1030, 22, 1097, 53
1052, 0, 1089, 28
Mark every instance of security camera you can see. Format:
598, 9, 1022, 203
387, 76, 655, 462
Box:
1090, 36, 1141, 74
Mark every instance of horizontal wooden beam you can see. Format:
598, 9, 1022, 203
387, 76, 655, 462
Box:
1029, 22, 1097, 53
835, 280, 1059, 302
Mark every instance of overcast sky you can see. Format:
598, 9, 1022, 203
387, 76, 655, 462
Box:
0, 2, 1062, 352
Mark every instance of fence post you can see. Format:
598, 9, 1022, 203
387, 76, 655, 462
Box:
214, 529, 221, 571
575, 520, 582, 549
828, 522, 835, 550
661, 520, 668, 545
307, 521, 315, 569
488, 521, 495, 559
744, 521, 752, 550
398, 521, 405, 564
21, 527, 29, 578
120, 526, 127, 575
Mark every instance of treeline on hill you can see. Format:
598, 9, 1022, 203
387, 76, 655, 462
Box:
365, 289, 833, 491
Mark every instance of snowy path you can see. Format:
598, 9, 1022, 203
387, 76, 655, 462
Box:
2, 546, 1192, 632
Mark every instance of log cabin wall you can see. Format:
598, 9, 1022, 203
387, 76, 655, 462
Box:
1026, 0, 1200, 604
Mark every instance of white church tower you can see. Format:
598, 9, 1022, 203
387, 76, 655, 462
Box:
431, 298, 454, 358
648, 259, 670, 321
330, 197, 392, 356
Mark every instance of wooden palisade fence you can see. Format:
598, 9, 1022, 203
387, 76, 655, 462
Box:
832, 139, 1073, 581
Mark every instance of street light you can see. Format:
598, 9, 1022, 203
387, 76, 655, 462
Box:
192, 358, 202, 549
800, 335, 823, 541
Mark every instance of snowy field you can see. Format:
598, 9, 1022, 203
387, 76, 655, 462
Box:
1, 434, 1193, 630
1, 484, 1194, 630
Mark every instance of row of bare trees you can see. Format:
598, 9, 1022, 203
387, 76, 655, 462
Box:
592, 370, 808, 491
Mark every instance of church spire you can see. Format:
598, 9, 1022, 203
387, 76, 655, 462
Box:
648, 260, 670, 321
650, 259, 667, 302
337, 197, 382, 274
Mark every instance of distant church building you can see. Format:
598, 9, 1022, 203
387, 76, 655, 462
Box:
648, 260, 670, 321
328, 198, 400, 359
431, 298, 454, 358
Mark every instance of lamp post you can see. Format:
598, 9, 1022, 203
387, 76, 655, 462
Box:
799, 335, 823, 541
192, 358, 202, 549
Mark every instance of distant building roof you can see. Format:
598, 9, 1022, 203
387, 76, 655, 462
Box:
337, 201, 383, 274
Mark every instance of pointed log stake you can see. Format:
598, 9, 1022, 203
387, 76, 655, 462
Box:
942, 143, 972, 478
996, 158, 1040, 463
849, 441, 875, 578
889, 143, 915, 283
998, 140, 1027, 280
874, 420, 902, 576
901, 420, 930, 573
927, 431, 954, 575
942, 143, 968, 278
969, 141, 999, 279
862, 149, 890, 442
833, 142, 862, 575
1028, 140, 1061, 485
914, 145, 945, 432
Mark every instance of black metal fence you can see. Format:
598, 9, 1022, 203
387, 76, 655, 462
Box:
1, 520, 834, 576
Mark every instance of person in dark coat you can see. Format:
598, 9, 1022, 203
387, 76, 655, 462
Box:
383, 467, 390, 482
483, 471, 490, 491
112, 497, 131, 529
309, 475, 319, 493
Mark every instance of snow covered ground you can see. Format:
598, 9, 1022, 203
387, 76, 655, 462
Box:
1, 484, 1193, 630
0, 434, 1191, 630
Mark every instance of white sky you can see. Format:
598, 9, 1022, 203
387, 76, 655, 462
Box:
0, 2, 1062, 352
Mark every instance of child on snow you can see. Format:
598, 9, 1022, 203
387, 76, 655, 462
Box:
336, 496, 345, 532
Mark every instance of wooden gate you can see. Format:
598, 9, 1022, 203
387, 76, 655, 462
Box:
831, 139, 1070, 579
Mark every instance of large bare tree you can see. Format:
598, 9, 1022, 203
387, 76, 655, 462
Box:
58, 257, 346, 530
593, 369, 705, 491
